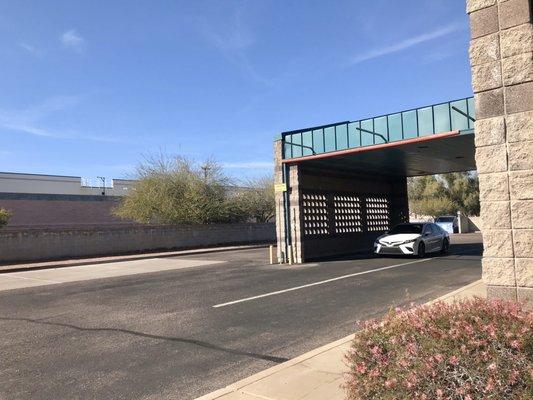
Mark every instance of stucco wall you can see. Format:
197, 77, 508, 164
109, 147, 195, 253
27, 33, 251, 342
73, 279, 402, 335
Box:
0, 223, 275, 263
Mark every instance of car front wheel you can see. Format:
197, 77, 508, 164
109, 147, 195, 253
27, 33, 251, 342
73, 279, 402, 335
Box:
440, 238, 450, 254
418, 242, 426, 258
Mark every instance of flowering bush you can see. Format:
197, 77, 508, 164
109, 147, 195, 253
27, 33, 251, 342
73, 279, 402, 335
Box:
345, 298, 532, 399
0, 208, 10, 228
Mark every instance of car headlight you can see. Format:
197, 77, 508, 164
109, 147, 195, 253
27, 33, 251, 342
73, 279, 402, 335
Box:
400, 239, 417, 245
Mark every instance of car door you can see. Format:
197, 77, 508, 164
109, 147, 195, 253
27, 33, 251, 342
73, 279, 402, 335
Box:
428, 223, 444, 252
421, 224, 433, 251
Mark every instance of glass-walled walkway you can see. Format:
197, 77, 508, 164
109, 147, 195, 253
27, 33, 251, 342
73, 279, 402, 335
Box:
282, 96, 475, 159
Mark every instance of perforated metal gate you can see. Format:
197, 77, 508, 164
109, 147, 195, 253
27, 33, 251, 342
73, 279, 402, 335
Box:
334, 195, 362, 234
302, 192, 390, 237
366, 197, 390, 231
302, 193, 328, 236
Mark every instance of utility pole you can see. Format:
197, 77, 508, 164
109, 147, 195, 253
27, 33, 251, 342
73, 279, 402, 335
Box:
201, 165, 210, 181
98, 176, 106, 196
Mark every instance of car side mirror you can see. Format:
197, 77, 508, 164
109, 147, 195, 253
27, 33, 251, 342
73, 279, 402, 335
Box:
424, 232, 431, 236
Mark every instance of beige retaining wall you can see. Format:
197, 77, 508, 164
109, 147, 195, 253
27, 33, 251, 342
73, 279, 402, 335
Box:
0, 223, 275, 264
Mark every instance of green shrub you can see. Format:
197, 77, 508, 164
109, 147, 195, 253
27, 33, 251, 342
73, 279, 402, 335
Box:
0, 208, 10, 228
345, 298, 532, 400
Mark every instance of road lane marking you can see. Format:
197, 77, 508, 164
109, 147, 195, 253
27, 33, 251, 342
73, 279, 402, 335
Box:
212, 258, 430, 308
4, 275, 61, 284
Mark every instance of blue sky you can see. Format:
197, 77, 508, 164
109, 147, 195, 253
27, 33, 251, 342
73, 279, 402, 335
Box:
0, 0, 472, 182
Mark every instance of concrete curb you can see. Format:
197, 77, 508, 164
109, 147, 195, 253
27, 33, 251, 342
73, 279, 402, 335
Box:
195, 279, 485, 400
0, 244, 272, 274
426, 279, 485, 304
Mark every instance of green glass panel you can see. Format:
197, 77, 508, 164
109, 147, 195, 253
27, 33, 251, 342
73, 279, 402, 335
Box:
324, 126, 336, 152
434, 103, 451, 133
374, 116, 388, 143
284, 134, 292, 158
313, 129, 324, 154
388, 113, 402, 142
402, 110, 417, 138
418, 107, 433, 136
335, 124, 348, 150
467, 97, 475, 129
451, 99, 469, 131
360, 119, 374, 146
292, 133, 302, 157
301, 131, 313, 156
284, 142, 292, 157
348, 122, 360, 148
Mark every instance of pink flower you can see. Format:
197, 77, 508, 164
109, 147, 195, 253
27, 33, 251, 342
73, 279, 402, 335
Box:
355, 363, 367, 374
384, 378, 397, 388
487, 363, 497, 371
485, 378, 494, 392
449, 355, 459, 365
399, 358, 410, 368
510, 340, 520, 349
436, 388, 444, 397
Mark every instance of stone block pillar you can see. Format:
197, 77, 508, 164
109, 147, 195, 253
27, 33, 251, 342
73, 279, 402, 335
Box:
274, 140, 287, 262
467, 0, 532, 302
274, 140, 304, 263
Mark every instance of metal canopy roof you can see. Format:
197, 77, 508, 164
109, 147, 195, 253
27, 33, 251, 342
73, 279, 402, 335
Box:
280, 96, 476, 177
285, 130, 476, 177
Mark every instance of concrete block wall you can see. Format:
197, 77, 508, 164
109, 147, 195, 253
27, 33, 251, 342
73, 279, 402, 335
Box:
467, 0, 532, 301
0, 194, 132, 228
0, 223, 276, 264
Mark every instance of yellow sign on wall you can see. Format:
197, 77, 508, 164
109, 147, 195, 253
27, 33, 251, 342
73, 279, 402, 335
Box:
274, 183, 287, 193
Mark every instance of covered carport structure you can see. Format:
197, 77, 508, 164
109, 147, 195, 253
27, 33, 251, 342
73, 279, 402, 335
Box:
274, 96, 476, 263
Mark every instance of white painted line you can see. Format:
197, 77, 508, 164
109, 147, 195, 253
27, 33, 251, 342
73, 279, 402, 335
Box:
3, 275, 61, 284
213, 258, 429, 308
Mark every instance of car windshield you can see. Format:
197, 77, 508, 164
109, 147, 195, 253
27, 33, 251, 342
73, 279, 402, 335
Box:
436, 217, 454, 222
388, 224, 423, 234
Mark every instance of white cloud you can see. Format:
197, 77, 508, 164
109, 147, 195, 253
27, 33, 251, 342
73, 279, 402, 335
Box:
222, 161, 273, 169
0, 95, 121, 143
20, 43, 41, 56
349, 23, 463, 65
61, 30, 84, 53
194, 5, 273, 86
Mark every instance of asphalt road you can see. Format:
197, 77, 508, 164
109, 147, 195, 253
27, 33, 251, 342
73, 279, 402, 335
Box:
0, 234, 482, 400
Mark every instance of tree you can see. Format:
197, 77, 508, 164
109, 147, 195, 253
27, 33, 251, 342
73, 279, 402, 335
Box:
114, 154, 242, 224
232, 176, 275, 223
408, 172, 479, 217
410, 197, 456, 218
440, 172, 480, 216
0, 208, 11, 228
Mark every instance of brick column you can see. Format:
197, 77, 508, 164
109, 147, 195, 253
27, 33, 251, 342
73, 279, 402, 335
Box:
467, 0, 532, 302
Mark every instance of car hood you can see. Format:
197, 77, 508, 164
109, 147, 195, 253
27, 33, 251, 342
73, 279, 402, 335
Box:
378, 233, 421, 244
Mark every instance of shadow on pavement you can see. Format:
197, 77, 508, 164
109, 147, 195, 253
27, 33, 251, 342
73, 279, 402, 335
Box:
0, 316, 289, 364
307, 240, 483, 263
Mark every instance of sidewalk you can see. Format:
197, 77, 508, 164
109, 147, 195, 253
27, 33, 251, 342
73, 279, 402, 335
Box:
196, 279, 486, 400
0, 243, 270, 273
